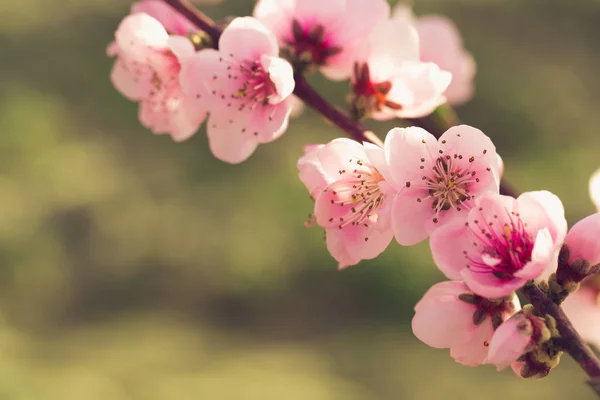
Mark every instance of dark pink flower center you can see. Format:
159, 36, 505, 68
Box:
325, 158, 385, 231
350, 63, 402, 118
285, 20, 342, 66
234, 60, 277, 107
407, 149, 489, 223
467, 210, 534, 279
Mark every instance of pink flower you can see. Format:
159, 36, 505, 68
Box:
590, 168, 600, 211
349, 19, 452, 119
297, 139, 394, 269
108, 13, 207, 141
132, 0, 197, 35
383, 125, 500, 246
253, 0, 389, 80
412, 281, 519, 366
430, 191, 568, 298
488, 313, 538, 370
562, 285, 600, 348
180, 17, 295, 163
393, 4, 476, 106
564, 213, 600, 267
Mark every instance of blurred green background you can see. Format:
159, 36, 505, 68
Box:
0, 0, 599, 398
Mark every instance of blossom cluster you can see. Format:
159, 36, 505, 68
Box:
108, 0, 473, 163
107, 0, 600, 383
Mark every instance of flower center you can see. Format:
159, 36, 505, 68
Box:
234, 60, 277, 108
284, 20, 342, 67
467, 211, 534, 279
325, 158, 385, 230
350, 63, 402, 119
428, 157, 474, 214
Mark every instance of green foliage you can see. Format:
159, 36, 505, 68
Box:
0, 0, 599, 398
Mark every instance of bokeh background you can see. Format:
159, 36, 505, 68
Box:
0, 0, 599, 398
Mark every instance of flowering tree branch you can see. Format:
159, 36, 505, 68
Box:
154, 0, 600, 390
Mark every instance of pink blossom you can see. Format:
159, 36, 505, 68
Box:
487, 313, 536, 371
180, 17, 295, 163
384, 125, 500, 246
412, 281, 519, 366
393, 4, 476, 106
430, 191, 568, 298
590, 168, 600, 211
108, 13, 207, 141
253, 0, 389, 80
132, 0, 197, 35
349, 19, 452, 119
564, 213, 600, 267
297, 139, 394, 269
562, 285, 600, 349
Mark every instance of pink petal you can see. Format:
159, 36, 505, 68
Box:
562, 287, 600, 348
461, 267, 525, 298
167, 36, 195, 63
115, 13, 169, 62
253, 0, 295, 44
326, 227, 361, 269
438, 125, 499, 175
315, 138, 371, 180
250, 101, 292, 143
412, 281, 479, 349
564, 213, 600, 266
131, 0, 196, 36
260, 55, 295, 103
294, 0, 345, 28
449, 319, 494, 367
219, 17, 279, 59
384, 126, 439, 187
297, 144, 328, 198
415, 15, 476, 106
387, 62, 452, 119
205, 110, 259, 164
110, 58, 152, 100
362, 142, 392, 183
179, 49, 238, 108
429, 221, 471, 280
333, 0, 390, 44
516, 191, 567, 245
391, 189, 432, 246
590, 168, 600, 211
345, 224, 394, 262
487, 315, 532, 371
514, 228, 555, 280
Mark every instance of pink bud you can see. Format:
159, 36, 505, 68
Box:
487, 313, 535, 371
564, 213, 600, 267
562, 286, 600, 349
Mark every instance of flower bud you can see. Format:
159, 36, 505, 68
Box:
488, 313, 537, 371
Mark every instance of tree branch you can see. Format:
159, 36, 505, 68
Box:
520, 284, 600, 384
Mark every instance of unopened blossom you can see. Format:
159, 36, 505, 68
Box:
253, 0, 389, 80
590, 168, 600, 211
297, 139, 394, 269
412, 281, 519, 366
563, 213, 600, 268
430, 191, 568, 298
132, 0, 197, 35
562, 283, 600, 349
181, 17, 295, 163
384, 125, 500, 246
108, 13, 206, 141
349, 19, 451, 120
393, 4, 476, 105
488, 313, 540, 370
